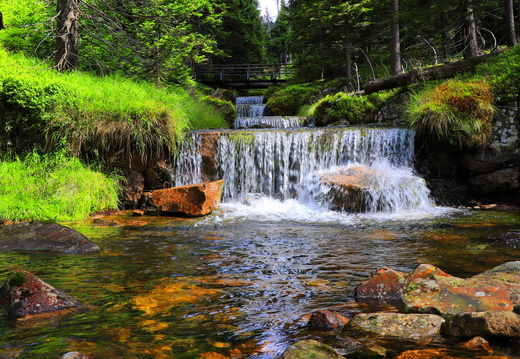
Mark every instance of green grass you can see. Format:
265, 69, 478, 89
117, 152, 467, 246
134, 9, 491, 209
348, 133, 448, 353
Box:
406, 79, 495, 149
0, 47, 228, 158
0, 150, 121, 222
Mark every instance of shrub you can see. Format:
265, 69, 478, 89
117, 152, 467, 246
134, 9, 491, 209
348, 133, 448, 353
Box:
313, 93, 378, 126
477, 46, 520, 103
265, 85, 319, 115
406, 79, 495, 149
199, 96, 236, 126
0, 150, 121, 222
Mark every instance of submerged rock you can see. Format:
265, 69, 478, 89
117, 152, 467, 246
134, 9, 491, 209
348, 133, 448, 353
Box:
0, 270, 79, 319
344, 313, 444, 340
0, 222, 101, 254
60, 352, 90, 359
442, 311, 520, 338
279, 340, 343, 359
308, 309, 348, 331
458, 336, 493, 352
152, 180, 224, 217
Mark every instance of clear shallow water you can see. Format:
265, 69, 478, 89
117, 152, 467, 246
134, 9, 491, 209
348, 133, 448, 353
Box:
0, 208, 519, 358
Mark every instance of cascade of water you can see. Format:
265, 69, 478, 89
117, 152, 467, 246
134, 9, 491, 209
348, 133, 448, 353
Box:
172, 127, 434, 214
234, 96, 308, 129
172, 132, 202, 186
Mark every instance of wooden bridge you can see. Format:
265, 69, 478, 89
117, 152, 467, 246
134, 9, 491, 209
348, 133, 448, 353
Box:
195, 63, 294, 88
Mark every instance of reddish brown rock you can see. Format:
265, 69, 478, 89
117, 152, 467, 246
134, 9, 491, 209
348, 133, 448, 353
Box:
404, 282, 513, 316
152, 180, 224, 217
394, 349, 460, 359
442, 311, 520, 338
458, 336, 493, 352
355, 267, 407, 301
308, 309, 348, 330
0, 271, 79, 319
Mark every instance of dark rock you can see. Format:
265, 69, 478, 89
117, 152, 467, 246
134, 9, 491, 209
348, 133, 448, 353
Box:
279, 340, 343, 359
308, 309, 348, 330
461, 151, 520, 175
144, 157, 172, 190
468, 167, 520, 193
344, 313, 444, 340
0, 271, 79, 319
0, 222, 101, 254
152, 180, 224, 217
458, 336, 493, 352
122, 168, 145, 209
442, 311, 520, 338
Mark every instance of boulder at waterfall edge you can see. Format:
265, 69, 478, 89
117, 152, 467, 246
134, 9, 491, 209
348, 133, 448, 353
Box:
356, 263, 518, 315
0, 270, 79, 319
0, 222, 101, 254
152, 180, 224, 217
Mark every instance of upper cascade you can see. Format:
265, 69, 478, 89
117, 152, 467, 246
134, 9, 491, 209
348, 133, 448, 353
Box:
234, 96, 308, 129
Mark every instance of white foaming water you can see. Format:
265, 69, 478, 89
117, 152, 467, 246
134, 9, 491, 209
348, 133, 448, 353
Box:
173, 126, 448, 222
235, 116, 306, 129
236, 96, 266, 118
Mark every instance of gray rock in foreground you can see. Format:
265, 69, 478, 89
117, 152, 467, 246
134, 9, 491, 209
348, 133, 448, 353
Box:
0, 222, 101, 254
442, 311, 520, 338
279, 340, 343, 359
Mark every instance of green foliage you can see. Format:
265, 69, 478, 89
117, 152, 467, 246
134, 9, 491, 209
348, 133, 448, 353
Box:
265, 85, 319, 116
313, 93, 378, 126
406, 79, 495, 149
199, 96, 236, 126
477, 46, 520, 103
0, 150, 121, 222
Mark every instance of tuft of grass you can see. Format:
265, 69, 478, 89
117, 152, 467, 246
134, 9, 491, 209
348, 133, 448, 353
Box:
312, 93, 378, 126
406, 79, 495, 149
0, 150, 122, 222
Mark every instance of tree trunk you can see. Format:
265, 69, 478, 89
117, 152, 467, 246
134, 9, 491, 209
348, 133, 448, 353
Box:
390, 0, 402, 75
55, 0, 79, 71
505, 0, 517, 46
0, 11, 4, 30
345, 29, 352, 81
363, 52, 500, 94
442, 11, 451, 60
465, 0, 479, 59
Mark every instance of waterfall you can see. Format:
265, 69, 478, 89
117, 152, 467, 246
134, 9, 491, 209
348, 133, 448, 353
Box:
172, 127, 434, 214
234, 96, 308, 129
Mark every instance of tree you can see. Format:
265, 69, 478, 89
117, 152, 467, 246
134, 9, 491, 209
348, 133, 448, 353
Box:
265, 1, 290, 63
0, 11, 4, 30
390, 0, 401, 75
504, 0, 517, 46
465, 0, 479, 58
55, 0, 80, 71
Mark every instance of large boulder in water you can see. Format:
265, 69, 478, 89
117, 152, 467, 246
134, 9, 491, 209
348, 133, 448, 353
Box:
279, 340, 343, 359
442, 311, 520, 338
0, 222, 101, 254
344, 313, 444, 340
0, 270, 79, 319
152, 180, 224, 217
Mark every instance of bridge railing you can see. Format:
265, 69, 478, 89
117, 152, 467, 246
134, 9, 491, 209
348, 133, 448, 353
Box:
195, 63, 295, 83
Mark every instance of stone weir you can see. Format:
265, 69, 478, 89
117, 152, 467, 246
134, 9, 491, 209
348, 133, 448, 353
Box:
171, 126, 432, 213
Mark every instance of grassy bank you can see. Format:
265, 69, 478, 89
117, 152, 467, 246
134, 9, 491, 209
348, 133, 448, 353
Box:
0, 47, 230, 222
0, 150, 121, 222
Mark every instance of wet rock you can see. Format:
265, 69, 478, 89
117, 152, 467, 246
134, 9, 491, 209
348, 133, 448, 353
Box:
308, 309, 348, 330
0, 271, 79, 319
152, 180, 224, 217
356, 264, 451, 302
320, 167, 375, 212
60, 352, 90, 359
467, 261, 520, 310
346, 340, 390, 359
355, 266, 407, 301
279, 340, 343, 359
442, 311, 520, 338
0, 222, 101, 254
344, 313, 444, 340
393, 348, 460, 359
458, 336, 493, 352
403, 280, 513, 316
122, 168, 145, 209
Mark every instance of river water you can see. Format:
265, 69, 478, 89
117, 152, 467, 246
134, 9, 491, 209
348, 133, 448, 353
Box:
1, 101, 519, 358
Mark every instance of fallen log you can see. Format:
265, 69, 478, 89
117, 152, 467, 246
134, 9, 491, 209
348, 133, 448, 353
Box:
364, 52, 501, 94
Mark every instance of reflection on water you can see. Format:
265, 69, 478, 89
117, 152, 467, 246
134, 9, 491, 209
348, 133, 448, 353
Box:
0, 208, 519, 358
